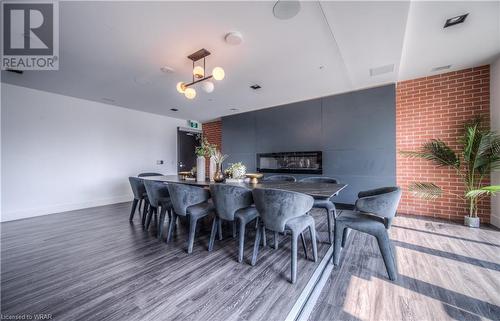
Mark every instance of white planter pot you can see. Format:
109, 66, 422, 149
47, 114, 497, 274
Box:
196, 156, 206, 182
464, 216, 480, 228
209, 156, 216, 181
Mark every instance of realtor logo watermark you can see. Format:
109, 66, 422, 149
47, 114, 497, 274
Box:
1, 1, 59, 70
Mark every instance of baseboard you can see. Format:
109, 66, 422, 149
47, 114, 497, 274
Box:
1, 195, 132, 222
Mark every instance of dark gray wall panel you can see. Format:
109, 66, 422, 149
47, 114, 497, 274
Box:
321, 85, 395, 150
255, 99, 322, 153
222, 112, 256, 154
221, 84, 396, 204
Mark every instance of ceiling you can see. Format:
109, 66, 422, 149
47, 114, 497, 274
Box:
2, 1, 499, 122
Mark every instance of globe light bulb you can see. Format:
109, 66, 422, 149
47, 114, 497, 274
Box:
202, 81, 215, 93
193, 66, 204, 79
212, 67, 225, 81
176, 82, 186, 93
184, 87, 196, 99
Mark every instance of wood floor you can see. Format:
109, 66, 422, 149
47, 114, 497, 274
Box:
309, 215, 500, 321
1, 202, 330, 321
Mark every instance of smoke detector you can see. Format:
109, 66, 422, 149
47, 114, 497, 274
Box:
273, 1, 301, 20
224, 32, 243, 45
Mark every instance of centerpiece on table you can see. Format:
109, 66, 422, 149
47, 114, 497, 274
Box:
195, 137, 216, 182
212, 150, 228, 183
224, 162, 247, 183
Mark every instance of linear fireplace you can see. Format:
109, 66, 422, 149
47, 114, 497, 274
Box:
256, 151, 322, 174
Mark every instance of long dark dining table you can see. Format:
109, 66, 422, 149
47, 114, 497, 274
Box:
139, 175, 347, 199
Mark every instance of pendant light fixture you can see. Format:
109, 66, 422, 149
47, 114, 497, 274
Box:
176, 48, 224, 99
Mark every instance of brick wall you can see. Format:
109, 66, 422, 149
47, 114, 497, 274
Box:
203, 65, 492, 222
202, 120, 222, 150
202, 120, 222, 173
396, 65, 491, 222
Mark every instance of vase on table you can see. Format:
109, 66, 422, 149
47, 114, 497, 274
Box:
209, 156, 216, 181
196, 156, 206, 182
214, 162, 225, 183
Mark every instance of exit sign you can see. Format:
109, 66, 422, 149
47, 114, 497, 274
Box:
188, 120, 201, 129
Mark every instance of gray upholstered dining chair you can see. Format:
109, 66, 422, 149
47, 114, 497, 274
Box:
144, 180, 173, 239
166, 183, 215, 254
332, 187, 402, 281
299, 177, 339, 244
263, 175, 297, 182
128, 177, 149, 222
209, 184, 259, 262
252, 188, 317, 283
138, 172, 163, 177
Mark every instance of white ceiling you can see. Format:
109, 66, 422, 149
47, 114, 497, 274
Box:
2, 1, 499, 122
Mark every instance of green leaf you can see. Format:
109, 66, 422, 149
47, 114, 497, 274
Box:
466, 185, 500, 198
399, 139, 459, 168
408, 182, 443, 200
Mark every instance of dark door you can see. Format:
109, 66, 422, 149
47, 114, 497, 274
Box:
177, 128, 201, 172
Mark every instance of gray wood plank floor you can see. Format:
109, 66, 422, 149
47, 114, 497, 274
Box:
308, 215, 500, 321
1, 202, 330, 321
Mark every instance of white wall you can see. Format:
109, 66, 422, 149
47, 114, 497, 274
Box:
491, 57, 500, 228
1, 83, 185, 222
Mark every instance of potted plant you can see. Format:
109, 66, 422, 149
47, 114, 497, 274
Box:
400, 119, 500, 227
224, 162, 247, 183
195, 137, 214, 182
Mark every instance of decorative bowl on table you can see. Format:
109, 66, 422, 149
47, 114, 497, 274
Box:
246, 173, 263, 184
178, 171, 192, 180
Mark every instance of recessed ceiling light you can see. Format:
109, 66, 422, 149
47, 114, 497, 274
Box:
319, 66, 325, 70
160, 66, 175, 73
101, 98, 115, 103
273, 0, 301, 20
250, 84, 261, 90
431, 65, 452, 72
230, 108, 239, 111
170, 108, 178, 112
369, 64, 394, 77
444, 14, 468, 28
224, 32, 243, 45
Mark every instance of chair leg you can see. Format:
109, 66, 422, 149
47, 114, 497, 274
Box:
187, 215, 199, 254
142, 202, 149, 226
376, 231, 398, 281
138, 199, 143, 216
218, 218, 223, 240
262, 226, 267, 247
309, 224, 318, 262
273, 232, 279, 249
238, 218, 246, 263
300, 233, 308, 260
158, 207, 167, 239
129, 199, 139, 221
166, 212, 177, 243
332, 221, 345, 266
291, 231, 298, 284
342, 228, 349, 247
326, 208, 333, 244
251, 225, 262, 266
208, 217, 218, 252
145, 207, 155, 230
232, 221, 237, 238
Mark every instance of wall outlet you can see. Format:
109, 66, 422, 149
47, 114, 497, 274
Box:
157, 160, 164, 165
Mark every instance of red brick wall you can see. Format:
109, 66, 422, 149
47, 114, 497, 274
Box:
396, 65, 491, 222
203, 66, 492, 222
202, 120, 222, 173
202, 120, 222, 150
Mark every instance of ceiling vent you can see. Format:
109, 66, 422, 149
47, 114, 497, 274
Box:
431, 65, 452, 72
444, 14, 468, 28
250, 84, 262, 90
369, 64, 394, 77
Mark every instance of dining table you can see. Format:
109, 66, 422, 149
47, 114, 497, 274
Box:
139, 175, 348, 243
139, 175, 347, 199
